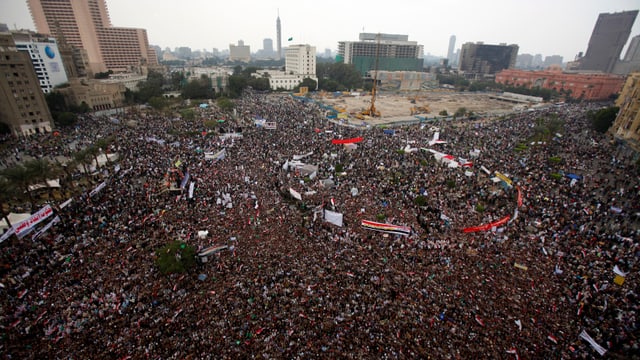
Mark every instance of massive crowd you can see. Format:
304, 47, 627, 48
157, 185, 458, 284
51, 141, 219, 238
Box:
0, 90, 638, 359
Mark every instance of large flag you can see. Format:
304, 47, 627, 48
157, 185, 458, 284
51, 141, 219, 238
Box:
332, 137, 363, 145
462, 215, 511, 233
361, 220, 411, 236
324, 210, 343, 227
579, 330, 607, 356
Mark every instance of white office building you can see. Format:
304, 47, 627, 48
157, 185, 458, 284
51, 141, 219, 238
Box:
268, 44, 318, 90
12, 31, 68, 93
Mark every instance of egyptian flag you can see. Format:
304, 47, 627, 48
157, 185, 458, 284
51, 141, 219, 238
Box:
361, 220, 411, 236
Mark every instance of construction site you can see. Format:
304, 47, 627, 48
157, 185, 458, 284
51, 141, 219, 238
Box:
313, 89, 521, 125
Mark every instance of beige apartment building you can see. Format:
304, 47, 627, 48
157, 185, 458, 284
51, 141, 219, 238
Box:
27, 0, 157, 74
0, 33, 53, 136
611, 72, 640, 151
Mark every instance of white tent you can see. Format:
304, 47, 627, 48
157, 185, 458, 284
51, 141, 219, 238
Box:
0, 213, 31, 231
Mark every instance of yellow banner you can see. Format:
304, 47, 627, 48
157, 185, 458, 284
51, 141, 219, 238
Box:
495, 172, 513, 186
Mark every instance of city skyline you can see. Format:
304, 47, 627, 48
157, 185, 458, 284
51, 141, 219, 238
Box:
1, 0, 639, 62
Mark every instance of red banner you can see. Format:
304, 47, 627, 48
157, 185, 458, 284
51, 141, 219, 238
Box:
462, 215, 511, 233
331, 137, 363, 145
516, 186, 523, 207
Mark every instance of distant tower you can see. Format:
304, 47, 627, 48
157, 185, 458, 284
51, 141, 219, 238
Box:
580, 10, 638, 73
276, 11, 282, 60
447, 35, 456, 64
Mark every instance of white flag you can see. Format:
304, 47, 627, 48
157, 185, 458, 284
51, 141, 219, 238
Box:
324, 210, 343, 227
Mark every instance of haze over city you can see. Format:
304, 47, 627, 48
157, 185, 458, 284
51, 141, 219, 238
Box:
1, 0, 639, 60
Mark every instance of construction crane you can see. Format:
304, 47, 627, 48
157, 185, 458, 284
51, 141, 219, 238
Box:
360, 33, 381, 118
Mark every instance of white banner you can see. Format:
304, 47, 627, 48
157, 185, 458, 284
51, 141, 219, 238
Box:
324, 209, 343, 227
32, 216, 60, 241
205, 148, 226, 161
188, 181, 195, 199
293, 152, 313, 160
59, 198, 73, 209
14, 205, 54, 239
289, 188, 302, 201
89, 182, 107, 197
0, 227, 15, 244
265, 122, 277, 130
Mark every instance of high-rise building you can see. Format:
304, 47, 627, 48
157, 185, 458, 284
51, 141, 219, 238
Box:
27, 0, 158, 74
229, 40, 250, 62
337, 33, 424, 76
0, 32, 53, 136
459, 42, 518, 76
11, 30, 68, 93
543, 55, 563, 68
263, 38, 274, 54
285, 44, 316, 77
267, 43, 318, 90
580, 10, 638, 73
623, 35, 640, 62
612, 36, 640, 76
447, 35, 456, 64
516, 53, 534, 69
276, 12, 282, 60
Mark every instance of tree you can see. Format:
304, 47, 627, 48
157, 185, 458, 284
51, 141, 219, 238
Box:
85, 146, 101, 171
148, 96, 168, 111
55, 111, 78, 127
216, 97, 234, 112
25, 158, 61, 201
439, 110, 448, 116
182, 75, 214, 99
297, 77, 317, 92
454, 107, 467, 118
590, 106, 619, 133
155, 241, 197, 274
94, 137, 114, 164
2, 164, 35, 209
317, 63, 363, 91
0, 177, 16, 228
136, 70, 165, 103
180, 108, 196, 121
73, 149, 92, 176
25, 158, 58, 185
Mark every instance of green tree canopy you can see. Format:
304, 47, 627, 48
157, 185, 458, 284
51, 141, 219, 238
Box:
136, 70, 165, 103
317, 63, 363, 91
216, 97, 234, 112
297, 77, 318, 92
182, 75, 214, 99
589, 106, 619, 133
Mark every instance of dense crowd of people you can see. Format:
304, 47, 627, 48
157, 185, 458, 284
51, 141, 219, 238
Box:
0, 90, 638, 359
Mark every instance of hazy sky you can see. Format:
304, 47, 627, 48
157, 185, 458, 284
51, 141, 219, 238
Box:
1, 0, 639, 61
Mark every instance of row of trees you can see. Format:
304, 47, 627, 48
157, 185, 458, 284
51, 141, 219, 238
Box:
0, 136, 116, 218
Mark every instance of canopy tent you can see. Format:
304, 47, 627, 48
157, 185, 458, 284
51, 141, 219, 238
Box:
0, 213, 31, 231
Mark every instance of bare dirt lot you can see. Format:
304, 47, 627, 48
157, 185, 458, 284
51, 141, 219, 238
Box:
316, 90, 518, 124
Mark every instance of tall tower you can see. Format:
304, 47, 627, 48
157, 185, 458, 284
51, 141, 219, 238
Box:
27, 0, 157, 74
276, 11, 282, 60
580, 10, 638, 73
447, 35, 456, 64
